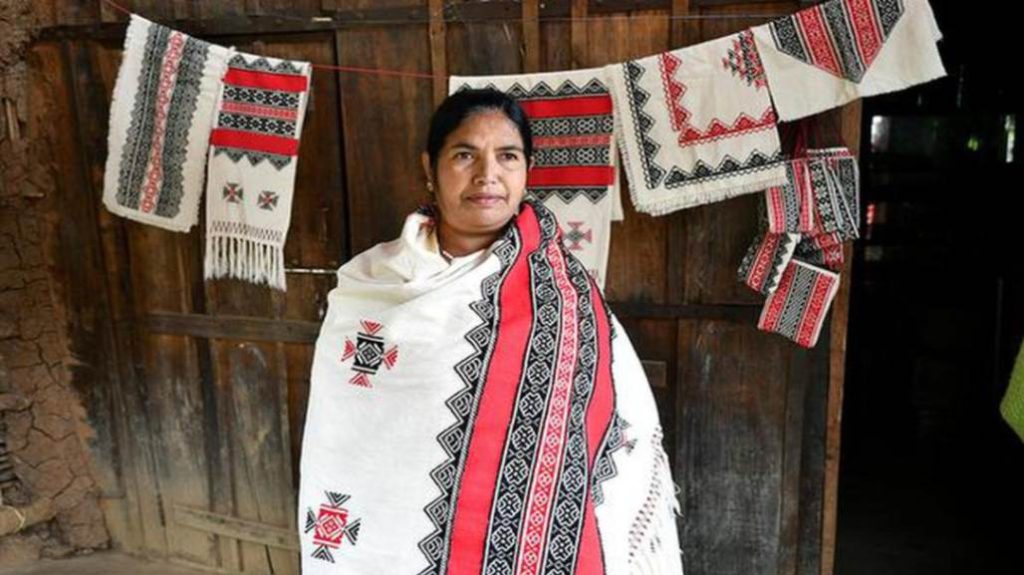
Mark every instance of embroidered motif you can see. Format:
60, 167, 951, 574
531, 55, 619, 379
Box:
257, 190, 279, 210
222, 182, 243, 203
103, 15, 231, 231
341, 320, 399, 388
723, 30, 769, 90
607, 31, 787, 215
769, 0, 905, 83
304, 491, 362, 563
562, 221, 593, 251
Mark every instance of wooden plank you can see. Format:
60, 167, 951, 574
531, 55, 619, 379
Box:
522, 0, 541, 73
285, 32, 348, 270
676, 319, 795, 574
172, 503, 300, 551
145, 312, 321, 343
446, 14, 521, 77
569, 0, 588, 69
427, 0, 447, 107
337, 24, 433, 253
195, 35, 315, 575
820, 101, 862, 575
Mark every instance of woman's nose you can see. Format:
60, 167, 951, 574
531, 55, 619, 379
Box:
473, 153, 499, 184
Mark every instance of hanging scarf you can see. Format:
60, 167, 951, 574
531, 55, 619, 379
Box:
298, 200, 683, 574
751, 0, 946, 122
449, 69, 624, 289
739, 147, 859, 347
203, 52, 312, 290
102, 14, 233, 232
606, 30, 787, 215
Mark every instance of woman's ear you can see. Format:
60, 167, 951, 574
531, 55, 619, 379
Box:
420, 151, 433, 184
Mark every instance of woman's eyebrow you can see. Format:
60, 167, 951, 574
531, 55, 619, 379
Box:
449, 142, 524, 152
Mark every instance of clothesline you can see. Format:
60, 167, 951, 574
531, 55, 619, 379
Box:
98, 0, 787, 81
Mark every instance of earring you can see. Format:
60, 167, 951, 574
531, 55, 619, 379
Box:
426, 181, 435, 195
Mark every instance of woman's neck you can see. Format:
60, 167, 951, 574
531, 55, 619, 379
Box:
436, 221, 498, 258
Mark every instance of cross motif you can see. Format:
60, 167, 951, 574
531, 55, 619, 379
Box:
341, 320, 399, 387
222, 182, 244, 203
562, 221, 593, 251
258, 190, 279, 210
304, 491, 361, 563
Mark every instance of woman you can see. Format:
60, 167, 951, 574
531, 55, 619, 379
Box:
298, 89, 684, 574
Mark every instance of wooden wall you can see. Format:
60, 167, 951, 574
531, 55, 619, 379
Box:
30, 1, 857, 574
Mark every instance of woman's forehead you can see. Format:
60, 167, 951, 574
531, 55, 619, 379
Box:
443, 110, 524, 148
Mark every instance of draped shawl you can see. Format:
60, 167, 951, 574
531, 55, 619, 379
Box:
299, 200, 684, 574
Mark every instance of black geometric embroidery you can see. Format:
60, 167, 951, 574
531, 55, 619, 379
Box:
591, 413, 631, 507
223, 85, 300, 108
213, 146, 294, 169
769, 0, 905, 83
528, 187, 608, 204
228, 54, 307, 75
415, 215, 523, 575
218, 112, 297, 137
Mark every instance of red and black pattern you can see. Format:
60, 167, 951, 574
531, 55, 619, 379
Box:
769, 0, 906, 83
415, 200, 615, 574
758, 259, 840, 348
304, 491, 362, 563
340, 320, 399, 388
210, 54, 310, 169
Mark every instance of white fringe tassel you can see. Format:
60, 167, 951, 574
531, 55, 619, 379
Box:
628, 433, 687, 574
205, 234, 287, 291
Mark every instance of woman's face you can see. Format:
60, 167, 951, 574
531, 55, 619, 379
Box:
421, 109, 531, 240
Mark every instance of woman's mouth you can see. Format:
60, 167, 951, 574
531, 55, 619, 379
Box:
465, 193, 505, 206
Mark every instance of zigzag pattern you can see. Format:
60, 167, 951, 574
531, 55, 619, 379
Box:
415, 224, 523, 575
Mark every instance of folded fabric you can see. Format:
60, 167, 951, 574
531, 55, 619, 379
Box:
766, 148, 860, 237
738, 230, 801, 295
449, 69, 623, 289
606, 30, 788, 215
203, 53, 312, 291
752, 0, 947, 122
743, 146, 858, 298
102, 14, 233, 231
1001, 340, 1024, 443
758, 258, 841, 348
299, 200, 683, 573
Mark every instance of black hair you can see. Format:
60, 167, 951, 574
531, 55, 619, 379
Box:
425, 88, 533, 177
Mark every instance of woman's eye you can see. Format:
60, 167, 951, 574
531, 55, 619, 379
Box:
454, 151, 472, 160
502, 153, 520, 161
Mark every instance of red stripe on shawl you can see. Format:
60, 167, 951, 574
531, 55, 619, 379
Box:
527, 166, 615, 187
223, 67, 309, 92
796, 6, 844, 79
575, 280, 614, 574
210, 128, 300, 156
519, 95, 612, 119
447, 203, 542, 574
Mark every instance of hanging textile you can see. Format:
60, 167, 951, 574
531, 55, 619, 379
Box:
739, 147, 859, 347
757, 258, 841, 348
203, 52, 312, 291
449, 69, 623, 289
606, 30, 787, 216
298, 200, 683, 574
102, 14, 233, 231
751, 0, 946, 122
